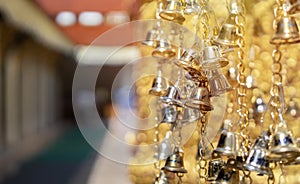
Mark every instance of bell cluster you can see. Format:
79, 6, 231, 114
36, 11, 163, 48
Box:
133, 0, 300, 184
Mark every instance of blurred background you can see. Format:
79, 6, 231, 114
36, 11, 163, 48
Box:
0, 0, 142, 183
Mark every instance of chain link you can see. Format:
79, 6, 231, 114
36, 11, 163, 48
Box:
197, 112, 208, 183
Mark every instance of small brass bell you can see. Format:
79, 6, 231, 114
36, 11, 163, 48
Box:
201, 46, 229, 70
207, 158, 226, 181
214, 130, 238, 157
149, 75, 168, 96
143, 28, 160, 48
174, 48, 201, 75
153, 170, 170, 184
268, 121, 300, 162
270, 14, 300, 45
161, 86, 181, 106
162, 147, 188, 174
244, 132, 272, 176
181, 107, 200, 124
152, 40, 176, 59
159, 0, 185, 24
184, 78, 214, 111
214, 13, 240, 47
160, 105, 178, 124
184, 0, 200, 14
207, 69, 232, 97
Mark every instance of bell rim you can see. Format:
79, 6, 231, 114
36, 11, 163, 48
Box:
152, 49, 176, 59
142, 40, 157, 48
159, 11, 185, 24
184, 100, 214, 111
214, 148, 236, 156
270, 35, 300, 45
162, 166, 188, 173
213, 38, 239, 48
202, 58, 229, 69
243, 164, 272, 176
160, 97, 182, 106
269, 146, 300, 158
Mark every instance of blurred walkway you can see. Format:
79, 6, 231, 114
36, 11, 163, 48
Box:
1, 122, 134, 184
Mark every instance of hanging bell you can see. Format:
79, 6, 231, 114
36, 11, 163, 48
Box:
181, 107, 200, 124
183, 0, 200, 14
207, 69, 232, 97
215, 162, 239, 184
152, 39, 177, 59
174, 48, 201, 75
149, 76, 168, 96
214, 130, 238, 157
160, 105, 178, 124
288, 0, 300, 14
153, 170, 170, 184
161, 86, 181, 106
201, 46, 229, 70
268, 121, 300, 162
157, 131, 175, 160
162, 147, 188, 174
159, 0, 185, 24
207, 158, 226, 181
142, 28, 160, 48
270, 14, 300, 45
184, 78, 214, 111
244, 132, 272, 176
214, 13, 240, 47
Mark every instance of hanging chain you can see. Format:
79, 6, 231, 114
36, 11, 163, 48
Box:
153, 98, 161, 173
197, 111, 208, 183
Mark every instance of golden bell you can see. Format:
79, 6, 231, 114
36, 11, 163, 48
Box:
184, 0, 200, 14
244, 132, 272, 176
214, 14, 240, 47
162, 147, 188, 174
161, 86, 181, 106
152, 40, 176, 59
153, 171, 170, 184
142, 28, 160, 48
160, 104, 178, 124
215, 130, 238, 157
174, 48, 201, 74
268, 121, 300, 162
159, 0, 185, 24
149, 76, 168, 96
201, 46, 229, 70
270, 14, 300, 45
184, 79, 214, 111
207, 69, 232, 97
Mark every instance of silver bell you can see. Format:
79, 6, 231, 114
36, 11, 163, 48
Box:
214, 130, 238, 157
207, 69, 232, 97
153, 170, 170, 184
207, 158, 226, 181
161, 86, 182, 106
160, 105, 178, 124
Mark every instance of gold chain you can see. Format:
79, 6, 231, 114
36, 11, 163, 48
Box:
153, 99, 161, 173
197, 112, 208, 183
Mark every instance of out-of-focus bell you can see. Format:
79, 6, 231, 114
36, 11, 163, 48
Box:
207, 158, 226, 181
268, 122, 300, 162
214, 130, 238, 157
161, 86, 181, 106
157, 131, 175, 160
201, 46, 229, 70
184, 78, 214, 111
184, 0, 200, 14
207, 69, 232, 97
288, 0, 300, 14
159, 0, 185, 24
152, 40, 176, 59
153, 170, 170, 184
244, 132, 272, 176
286, 98, 300, 118
149, 75, 168, 96
270, 14, 300, 45
215, 160, 239, 184
142, 28, 160, 48
181, 107, 200, 124
174, 48, 201, 75
160, 105, 178, 124
162, 147, 188, 174
246, 74, 257, 89
214, 14, 240, 47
